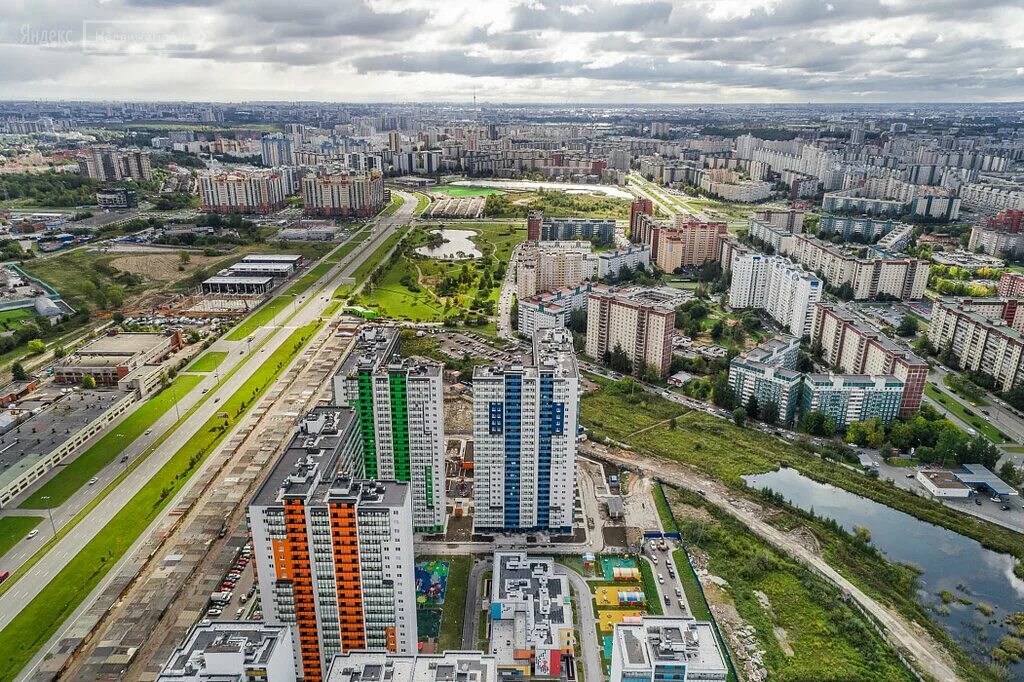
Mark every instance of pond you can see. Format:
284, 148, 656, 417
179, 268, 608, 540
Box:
744, 467, 1024, 670
414, 229, 481, 260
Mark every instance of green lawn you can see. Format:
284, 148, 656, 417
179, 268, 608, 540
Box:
414, 193, 431, 216
429, 186, 504, 197
0, 517, 43, 558
415, 554, 471, 651
379, 193, 405, 216
0, 323, 321, 680
653, 483, 677, 533
334, 227, 412, 301
185, 351, 227, 373
924, 384, 1008, 443
20, 375, 204, 509
637, 558, 663, 616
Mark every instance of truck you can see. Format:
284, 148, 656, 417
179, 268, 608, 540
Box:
210, 591, 232, 604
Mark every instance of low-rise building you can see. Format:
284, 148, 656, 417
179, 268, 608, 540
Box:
201, 276, 274, 296
157, 621, 296, 682
489, 552, 574, 678
55, 330, 183, 386
96, 187, 138, 209
326, 651, 496, 682
609, 616, 728, 682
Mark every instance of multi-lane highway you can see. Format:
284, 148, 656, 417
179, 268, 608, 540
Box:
0, 191, 416, 680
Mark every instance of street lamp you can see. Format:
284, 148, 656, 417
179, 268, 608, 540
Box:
40, 496, 56, 536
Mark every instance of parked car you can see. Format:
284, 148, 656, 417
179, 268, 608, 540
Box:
207, 608, 222, 616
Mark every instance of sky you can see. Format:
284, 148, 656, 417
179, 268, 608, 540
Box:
1, 0, 1023, 104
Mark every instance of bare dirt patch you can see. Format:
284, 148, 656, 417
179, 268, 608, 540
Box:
110, 252, 226, 283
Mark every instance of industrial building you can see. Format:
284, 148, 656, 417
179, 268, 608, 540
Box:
200, 276, 274, 296
54, 330, 183, 386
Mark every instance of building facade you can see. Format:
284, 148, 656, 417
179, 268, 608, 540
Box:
729, 254, 821, 338
609, 616, 728, 682
586, 288, 675, 377
472, 328, 579, 533
928, 298, 1024, 391
811, 303, 927, 416
249, 407, 417, 681
728, 337, 803, 426
801, 374, 905, 427
334, 327, 446, 532
302, 170, 385, 218
199, 170, 286, 214
784, 234, 929, 300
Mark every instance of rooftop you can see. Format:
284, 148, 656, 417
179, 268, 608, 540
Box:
614, 616, 727, 679
75, 331, 173, 356
202, 276, 274, 286
326, 651, 496, 682
158, 621, 292, 680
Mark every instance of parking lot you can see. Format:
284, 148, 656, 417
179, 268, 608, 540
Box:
205, 541, 261, 624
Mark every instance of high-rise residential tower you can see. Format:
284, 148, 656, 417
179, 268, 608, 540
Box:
249, 407, 418, 681
334, 327, 446, 532
472, 327, 579, 533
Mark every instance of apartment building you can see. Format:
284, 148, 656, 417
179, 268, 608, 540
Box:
629, 198, 654, 238
959, 183, 1024, 213
518, 283, 606, 338
334, 327, 446, 532
817, 216, 908, 243
472, 328, 579, 533
747, 219, 793, 253
516, 242, 595, 300
157, 622, 296, 682
609, 616, 728, 682
728, 254, 821, 337
586, 288, 675, 377
654, 219, 728, 272
529, 213, 616, 243
969, 226, 1024, 260
489, 552, 575, 677
928, 298, 1024, 391
752, 208, 804, 233
784, 234, 929, 300
599, 244, 652, 279
77, 144, 152, 182
811, 303, 927, 416
728, 337, 803, 425
302, 170, 385, 218
801, 374, 905, 427
997, 272, 1024, 298
261, 134, 295, 166
248, 407, 417, 681
198, 170, 286, 214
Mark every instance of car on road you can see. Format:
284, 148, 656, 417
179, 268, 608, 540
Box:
1002, 505, 1012, 511
88, 477, 98, 485
976, 498, 983, 505
991, 496, 1002, 503
675, 588, 682, 598
657, 573, 664, 584
0, 570, 9, 583
663, 595, 670, 606
145, 429, 152, 435
27, 530, 39, 539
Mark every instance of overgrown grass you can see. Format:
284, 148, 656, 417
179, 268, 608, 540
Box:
637, 558, 663, 616
20, 375, 203, 508
667, 487, 918, 682
0, 323, 320, 680
653, 483, 677, 533
581, 377, 688, 441
185, 351, 227, 373
0, 517, 42, 558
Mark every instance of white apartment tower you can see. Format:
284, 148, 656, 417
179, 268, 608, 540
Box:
472, 328, 579, 533
729, 254, 821, 338
335, 327, 446, 533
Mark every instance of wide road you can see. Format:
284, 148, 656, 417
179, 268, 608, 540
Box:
0, 192, 417, 655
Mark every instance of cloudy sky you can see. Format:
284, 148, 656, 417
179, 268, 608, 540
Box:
1, 0, 1023, 103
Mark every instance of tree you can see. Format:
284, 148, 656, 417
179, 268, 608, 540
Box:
761, 400, 779, 425
53, 344, 67, 359
668, 417, 677, 430
26, 339, 45, 354
710, 372, 736, 410
178, 250, 192, 265
11, 362, 27, 381
82, 375, 97, 389
896, 316, 919, 337
745, 395, 760, 420
732, 406, 747, 427
999, 461, 1021, 487
510, 296, 518, 332
800, 410, 836, 437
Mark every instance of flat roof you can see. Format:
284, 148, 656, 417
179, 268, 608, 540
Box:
203, 276, 274, 285
77, 332, 172, 356
241, 254, 303, 263
0, 390, 127, 492
228, 262, 294, 272
160, 621, 291, 678
956, 464, 1018, 497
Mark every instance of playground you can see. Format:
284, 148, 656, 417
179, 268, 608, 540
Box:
415, 560, 450, 605
600, 556, 639, 581
595, 586, 646, 608
599, 609, 646, 633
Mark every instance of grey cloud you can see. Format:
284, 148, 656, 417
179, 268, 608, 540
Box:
511, 0, 674, 32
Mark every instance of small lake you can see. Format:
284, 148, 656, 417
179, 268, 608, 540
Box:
744, 467, 1024, 670
414, 229, 481, 260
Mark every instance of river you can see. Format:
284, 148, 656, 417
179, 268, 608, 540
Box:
744, 467, 1024, 670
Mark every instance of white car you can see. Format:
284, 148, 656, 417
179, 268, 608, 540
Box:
27, 530, 39, 539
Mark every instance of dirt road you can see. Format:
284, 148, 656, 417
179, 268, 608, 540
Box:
596, 446, 963, 682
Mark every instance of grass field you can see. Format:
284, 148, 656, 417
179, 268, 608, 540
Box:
186, 351, 227, 373
334, 227, 412, 301
429, 186, 504, 197
415, 554, 471, 651
20, 375, 204, 509
379, 194, 406, 216
0, 322, 321, 680
924, 384, 1008, 443
666, 487, 916, 682
0, 308, 42, 330
0, 517, 43, 558
413, 193, 431, 215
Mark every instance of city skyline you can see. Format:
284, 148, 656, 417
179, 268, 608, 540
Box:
2, 0, 1023, 103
